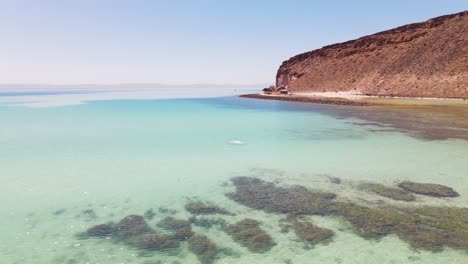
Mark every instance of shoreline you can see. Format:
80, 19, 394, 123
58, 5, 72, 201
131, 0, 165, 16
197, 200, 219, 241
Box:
240, 93, 468, 107
240, 93, 371, 106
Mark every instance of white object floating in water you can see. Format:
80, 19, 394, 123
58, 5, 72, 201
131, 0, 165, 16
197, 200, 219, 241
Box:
229, 140, 245, 145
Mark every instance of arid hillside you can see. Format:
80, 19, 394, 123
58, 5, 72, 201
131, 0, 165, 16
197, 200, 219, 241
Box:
276, 11, 468, 98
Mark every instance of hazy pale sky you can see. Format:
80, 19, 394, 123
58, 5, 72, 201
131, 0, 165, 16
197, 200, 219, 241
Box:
1, 0, 466, 85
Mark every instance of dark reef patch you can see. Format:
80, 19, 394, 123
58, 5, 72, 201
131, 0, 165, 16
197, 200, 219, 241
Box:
78, 214, 154, 242
189, 235, 218, 264
227, 177, 468, 252
224, 219, 275, 253
113, 215, 153, 239
360, 183, 416, 201
53, 209, 66, 215
83, 224, 114, 238
157, 217, 193, 240
285, 219, 334, 246
185, 201, 233, 215
226, 177, 336, 215
327, 176, 341, 184
139, 234, 180, 251
158, 217, 191, 231
144, 209, 156, 220
331, 203, 468, 252
398, 181, 459, 198
79, 214, 197, 253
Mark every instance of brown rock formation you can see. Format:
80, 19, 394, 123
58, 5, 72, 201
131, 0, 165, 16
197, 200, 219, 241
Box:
276, 11, 468, 98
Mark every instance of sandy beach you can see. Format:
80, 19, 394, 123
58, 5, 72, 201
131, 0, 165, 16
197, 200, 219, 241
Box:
241, 91, 468, 107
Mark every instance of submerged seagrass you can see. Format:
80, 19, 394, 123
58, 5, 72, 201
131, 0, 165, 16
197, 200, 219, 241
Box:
157, 217, 194, 240
227, 177, 468, 252
281, 218, 335, 246
226, 177, 337, 215
224, 219, 276, 253
188, 234, 219, 264
78, 214, 195, 252
398, 181, 460, 197
185, 201, 233, 215
359, 183, 416, 201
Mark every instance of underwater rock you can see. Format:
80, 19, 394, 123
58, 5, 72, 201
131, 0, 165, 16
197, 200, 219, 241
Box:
402, 206, 468, 251
226, 177, 336, 215
332, 203, 401, 238
226, 177, 468, 252
188, 235, 218, 264
139, 234, 180, 251
398, 181, 459, 198
325, 175, 341, 184
79, 215, 195, 252
189, 216, 227, 229
144, 209, 156, 220
78, 215, 154, 241
289, 220, 334, 245
333, 203, 468, 252
173, 228, 194, 241
158, 217, 191, 231
224, 219, 275, 253
360, 183, 416, 201
53, 209, 66, 215
157, 217, 193, 240
114, 215, 153, 238
84, 224, 114, 238
81, 209, 98, 221
185, 201, 233, 215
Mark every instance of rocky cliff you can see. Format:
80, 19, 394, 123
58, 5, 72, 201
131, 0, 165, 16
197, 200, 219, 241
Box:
276, 11, 468, 98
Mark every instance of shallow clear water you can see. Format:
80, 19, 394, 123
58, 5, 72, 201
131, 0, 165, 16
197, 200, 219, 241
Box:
1, 91, 467, 263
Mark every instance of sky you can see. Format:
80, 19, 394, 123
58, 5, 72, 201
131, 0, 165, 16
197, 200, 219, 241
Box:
0, 0, 466, 85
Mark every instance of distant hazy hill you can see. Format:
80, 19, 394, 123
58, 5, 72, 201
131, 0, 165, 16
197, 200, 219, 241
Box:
276, 11, 468, 98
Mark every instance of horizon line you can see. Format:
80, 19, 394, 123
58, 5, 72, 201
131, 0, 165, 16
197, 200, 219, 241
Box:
0, 82, 272, 88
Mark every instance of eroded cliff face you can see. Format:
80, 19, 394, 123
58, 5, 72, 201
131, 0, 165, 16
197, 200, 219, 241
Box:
277, 11, 468, 98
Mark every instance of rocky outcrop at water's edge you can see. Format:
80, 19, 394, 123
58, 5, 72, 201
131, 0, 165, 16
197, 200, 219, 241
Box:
275, 11, 468, 98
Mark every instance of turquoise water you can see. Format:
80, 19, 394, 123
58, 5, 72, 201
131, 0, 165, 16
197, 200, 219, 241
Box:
0, 92, 468, 263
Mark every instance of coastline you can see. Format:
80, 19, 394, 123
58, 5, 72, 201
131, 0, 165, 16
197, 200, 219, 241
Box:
239, 93, 370, 106
240, 92, 468, 107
